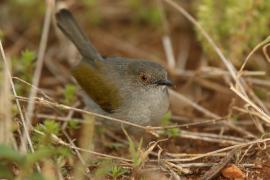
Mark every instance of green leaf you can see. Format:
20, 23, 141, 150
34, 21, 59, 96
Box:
27, 172, 45, 180
21, 49, 36, 66
0, 164, 15, 179
43, 119, 60, 135
161, 111, 172, 126
167, 128, 181, 137
26, 148, 55, 167
160, 112, 181, 137
196, 0, 270, 66
122, 127, 143, 167
26, 146, 69, 168
139, 6, 161, 26
94, 160, 113, 178
33, 120, 61, 147
64, 84, 76, 105
110, 165, 127, 179
0, 144, 25, 165
67, 119, 80, 129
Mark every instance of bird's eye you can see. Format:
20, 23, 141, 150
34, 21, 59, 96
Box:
139, 73, 149, 82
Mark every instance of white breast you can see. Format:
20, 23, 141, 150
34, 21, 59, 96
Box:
114, 86, 169, 125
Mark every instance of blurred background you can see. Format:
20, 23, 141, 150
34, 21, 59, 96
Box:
1, 0, 270, 115
1, 0, 270, 179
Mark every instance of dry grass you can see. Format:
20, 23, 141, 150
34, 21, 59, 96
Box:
0, 41, 13, 146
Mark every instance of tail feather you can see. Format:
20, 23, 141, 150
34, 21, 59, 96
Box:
56, 9, 102, 61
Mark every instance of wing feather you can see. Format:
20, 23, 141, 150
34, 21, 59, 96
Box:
71, 61, 121, 112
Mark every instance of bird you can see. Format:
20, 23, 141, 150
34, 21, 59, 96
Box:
56, 9, 171, 130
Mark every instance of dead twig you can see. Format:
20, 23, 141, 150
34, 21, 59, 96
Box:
33, 128, 132, 163
23, 0, 55, 151
231, 86, 270, 124
160, 138, 270, 162
0, 41, 37, 167
163, 0, 246, 96
201, 148, 239, 180
0, 47, 14, 146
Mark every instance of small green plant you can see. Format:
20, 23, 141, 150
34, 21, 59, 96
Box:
138, 6, 162, 26
14, 49, 35, 72
122, 128, 143, 168
67, 119, 80, 130
109, 165, 128, 180
33, 119, 61, 148
196, 0, 270, 66
94, 160, 113, 179
94, 160, 128, 179
0, 144, 67, 179
80, 0, 102, 26
63, 84, 77, 105
32, 120, 70, 178
129, 137, 143, 168
127, 0, 162, 26
161, 112, 181, 137
37, 119, 60, 135
105, 142, 126, 150
12, 49, 36, 95
9, 0, 45, 25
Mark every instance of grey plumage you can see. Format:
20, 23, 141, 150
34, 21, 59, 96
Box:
56, 9, 102, 61
56, 9, 171, 129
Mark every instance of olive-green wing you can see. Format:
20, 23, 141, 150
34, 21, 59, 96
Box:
71, 61, 121, 113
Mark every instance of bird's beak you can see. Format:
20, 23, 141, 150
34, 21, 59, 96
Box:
155, 79, 173, 87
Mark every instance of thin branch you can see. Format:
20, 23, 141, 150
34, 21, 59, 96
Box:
23, 0, 54, 150
231, 86, 270, 124
16, 95, 147, 130
262, 42, 270, 63
163, 0, 246, 96
0, 41, 34, 153
0, 47, 14, 146
33, 129, 132, 163
238, 36, 270, 76
161, 138, 270, 162
201, 148, 238, 180
157, 0, 176, 70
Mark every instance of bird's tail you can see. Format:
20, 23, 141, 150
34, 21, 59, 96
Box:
56, 9, 102, 61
